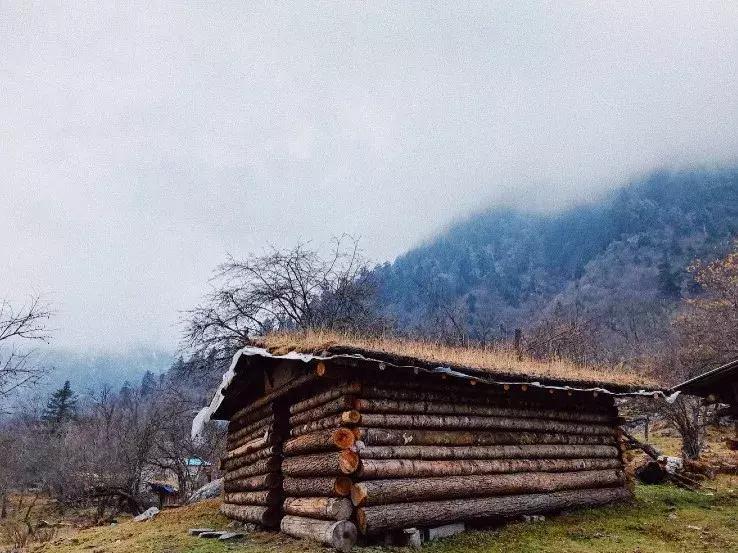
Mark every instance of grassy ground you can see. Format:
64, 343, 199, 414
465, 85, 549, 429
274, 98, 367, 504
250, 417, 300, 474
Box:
27, 481, 738, 553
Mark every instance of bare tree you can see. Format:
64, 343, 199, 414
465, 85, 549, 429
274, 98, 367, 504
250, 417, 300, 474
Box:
184, 237, 383, 361
0, 296, 52, 399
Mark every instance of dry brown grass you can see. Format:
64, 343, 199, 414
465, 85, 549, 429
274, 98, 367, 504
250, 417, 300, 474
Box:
255, 331, 659, 389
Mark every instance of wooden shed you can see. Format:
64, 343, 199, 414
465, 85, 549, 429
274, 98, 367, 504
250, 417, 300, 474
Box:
193, 335, 660, 551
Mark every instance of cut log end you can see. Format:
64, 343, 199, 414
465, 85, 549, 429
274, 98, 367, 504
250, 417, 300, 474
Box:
351, 483, 368, 507
333, 428, 356, 449
335, 477, 353, 497
339, 450, 360, 474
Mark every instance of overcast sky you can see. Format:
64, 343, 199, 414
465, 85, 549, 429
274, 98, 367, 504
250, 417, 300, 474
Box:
2, 2, 737, 352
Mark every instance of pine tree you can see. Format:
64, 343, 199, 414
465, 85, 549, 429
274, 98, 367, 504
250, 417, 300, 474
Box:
140, 370, 157, 396
42, 381, 78, 425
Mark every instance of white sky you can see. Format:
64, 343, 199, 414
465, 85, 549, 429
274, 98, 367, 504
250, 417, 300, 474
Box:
2, 2, 737, 351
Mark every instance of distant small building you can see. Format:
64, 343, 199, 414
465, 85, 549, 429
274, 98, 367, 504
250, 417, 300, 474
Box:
194, 335, 663, 551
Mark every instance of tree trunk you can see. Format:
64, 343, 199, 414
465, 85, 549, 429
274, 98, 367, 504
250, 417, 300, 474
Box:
224, 490, 282, 506
283, 477, 353, 497
355, 444, 619, 461
280, 515, 357, 553
290, 396, 357, 426
358, 457, 621, 479
283, 428, 356, 455
357, 413, 613, 436
223, 472, 282, 492
283, 497, 353, 521
355, 428, 615, 447
352, 469, 625, 506
282, 451, 360, 477
220, 503, 280, 527
354, 398, 613, 423
356, 487, 631, 535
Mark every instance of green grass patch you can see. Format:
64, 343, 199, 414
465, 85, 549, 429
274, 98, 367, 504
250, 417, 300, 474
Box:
31, 486, 738, 553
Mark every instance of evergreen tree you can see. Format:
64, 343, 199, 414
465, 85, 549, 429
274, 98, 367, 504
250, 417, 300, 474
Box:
42, 381, 78, 425
140, 370, 157, 396
657, 257, 681, 298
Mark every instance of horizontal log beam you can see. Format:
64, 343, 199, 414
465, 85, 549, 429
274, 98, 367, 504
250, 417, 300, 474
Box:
352, 469, 625, 506
280, 515, 357, 553
290, 382, 361, 415
357, 457, 622, 479
360, 384, 613, 414
225, 434, 270, 460
356, 486, 631, 535
220, 503, 280, 528
357, 413, 614, 436
283, 428, 356, 456
223, 490, 281, 506
354, 397, 613, 424
222, 445, 279, 471
282, 451, 360, 477
290, 396, 357, 426
290, 411, 361, 437
355, 444, 620, 461
225, 457, 281, 481
283, 477, 353, 498
355, 428, 616, 447
283, 497, 353, 521
223, 472, 282, 492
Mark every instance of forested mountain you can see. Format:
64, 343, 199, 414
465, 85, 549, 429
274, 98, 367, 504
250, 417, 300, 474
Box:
375, 168, 738, 366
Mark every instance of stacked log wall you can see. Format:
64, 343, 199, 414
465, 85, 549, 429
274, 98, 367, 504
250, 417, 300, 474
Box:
347, 380, 630, 537
220, 400, 286, 528
280, 381, 361, 551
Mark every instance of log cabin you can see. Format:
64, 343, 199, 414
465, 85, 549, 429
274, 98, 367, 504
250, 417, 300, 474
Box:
192, 334, 661, 551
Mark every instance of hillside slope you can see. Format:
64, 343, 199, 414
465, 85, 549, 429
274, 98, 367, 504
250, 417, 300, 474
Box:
375, 168, 738, 364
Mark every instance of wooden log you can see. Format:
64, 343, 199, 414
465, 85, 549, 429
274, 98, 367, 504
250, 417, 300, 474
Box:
351, 469, 625, 506
229, 426, 274, 450
356, 486, 631, 535
283, 428, 356, 455
355, 428, 616, 447
357, 457, 622, 479
283, 477, 353, 497
220, 503, 280, 527
289, 396, 357, 426
223, 472, 282, 492
231, 403, 273, 429
355, 444, 620, 461
280, 515, 357, 553
290, 382, 361, 415
354, 398, 614, 424
228, 414, 275, 445
223, 490, 282, 506
290, 411, 362, 437
282, 451, 360, 477
225, 457, 281, 481
357, 413, 614, 436
283, 497, 353, 521
225, 434, 270, 459
222, 445, 279, 471
360, 384, 614, 415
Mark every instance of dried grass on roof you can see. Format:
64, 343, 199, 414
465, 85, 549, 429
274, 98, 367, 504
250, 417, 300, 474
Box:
254, 331, 658, 388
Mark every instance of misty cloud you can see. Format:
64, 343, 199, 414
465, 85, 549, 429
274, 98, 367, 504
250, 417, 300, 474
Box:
2, 2, 737, 350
